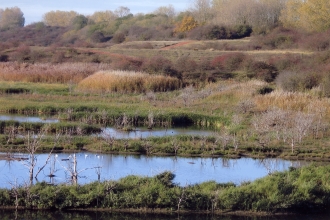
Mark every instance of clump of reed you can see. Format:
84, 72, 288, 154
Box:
76, 70, 181, 93
0, 62, 111, 84
254, 90, 330, 113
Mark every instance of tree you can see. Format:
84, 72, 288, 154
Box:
90, 10, 117, 23
43, 10, 78, 26
174, 15, 198, 33
114, 6, 131, 18
154, 4, 176, 19
0, 7, 25, 30
280, 0, 330, 32
72, 15, 88, 30
190, 0, 213, 24
212, 0, 285, 33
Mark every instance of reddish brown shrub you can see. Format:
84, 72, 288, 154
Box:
299, 30, 330, 51
252, 27, 300, 49
246, 61, 278, 82
174, 56, 197, 74
211, 53, 246, 72
111, 56, 143, 71
267, 54, 303, 72
141, 55, 177, 76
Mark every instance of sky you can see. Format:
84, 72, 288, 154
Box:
0, 0, 191, 25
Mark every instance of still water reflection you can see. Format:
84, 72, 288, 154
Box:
0, 210, 328, 220
0, 152, 306, 188
0, 114, 59, 123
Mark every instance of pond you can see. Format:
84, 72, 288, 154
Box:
0, 152, 307, 188
0, 114, 59, 123
101, 127, 215, 139
0, 114, 216, 138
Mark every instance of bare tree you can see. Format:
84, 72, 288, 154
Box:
147, 111, 154, 129
34, 132, 62, 181
8, 178, 20, 210
154, 4, 176, 19
171, 138, 180, 156
143, 140, 153, 156
177, 185, 187, 212
114, 6, 131, 18
231, 133, 239, 152
23, 129, 46, 187
190, 0, 213, 24
180, 86, 195, 106
5, 125, 18, 145
103, 131, 116, 150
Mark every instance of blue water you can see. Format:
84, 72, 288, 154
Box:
0, 152, 306, 188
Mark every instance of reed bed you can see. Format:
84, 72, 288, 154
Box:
0, 62, 112, 84
254, 90, 330, 114
76, 70, 181, 93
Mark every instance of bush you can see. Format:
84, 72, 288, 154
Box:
112, 32, 126, 43
276, 71, 322, 92
187, 24, 252, 40
211, 53, 246, 72
111, 56, 143, 71
188, 25, 228, 40
246, 61, 278, 82
141, 55, 177, 76
252, 27, 300, 49
174, 56, 197, 74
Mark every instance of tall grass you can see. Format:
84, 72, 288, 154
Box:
254, 90, 330, 113
0, 62, 111, 84
76, 70, 181, 93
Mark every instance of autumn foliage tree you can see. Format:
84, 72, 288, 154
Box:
174, 15, 198, 34
0, 7, 25, 30
43, 10, 79, 26
280, 0, 330, 32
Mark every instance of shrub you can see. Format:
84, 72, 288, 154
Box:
268, 54, 303, 72
211, 53, 246, 72
187, 25, 227, 40
141, 55, 177, 76
76, 70, 182, 93
246, 61, 278, 82
174, 56, 197, 74
252, 27, 300, 49
276, 71, 322, 92
112, 32, 126, 43
229, 25, 252, 39
111, 56, 143, 71
299, 30, 330, 51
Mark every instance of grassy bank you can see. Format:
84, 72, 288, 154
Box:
1, 165, 330, 215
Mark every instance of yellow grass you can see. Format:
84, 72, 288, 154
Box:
254, 90, 330, 116
76, 70, 181, 93
0, 62, 111, 83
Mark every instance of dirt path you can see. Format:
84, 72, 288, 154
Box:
76, 48, 129, 59
160, 41, 196, 50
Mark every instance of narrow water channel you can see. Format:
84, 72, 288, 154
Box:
0, 209, 328, 220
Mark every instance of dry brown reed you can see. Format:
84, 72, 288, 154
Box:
0, 62, 112, 83
206, 80, 267, 100
76, 70, 181, 93
254, 90, 330, 115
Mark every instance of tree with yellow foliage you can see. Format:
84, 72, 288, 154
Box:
280, 0, 330, 32
43, 10, 78, 27
174, 15, 198, 34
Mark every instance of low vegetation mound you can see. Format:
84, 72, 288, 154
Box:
76, 70, 181, 93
